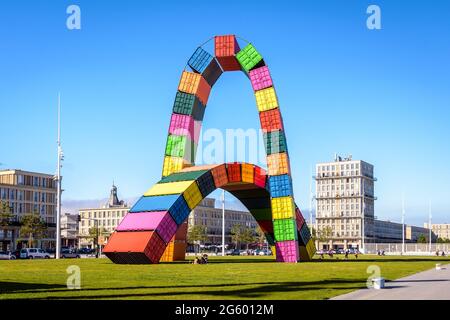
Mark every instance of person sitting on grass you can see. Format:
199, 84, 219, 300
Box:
202, 253, 209, 264
193, 256, 200, 264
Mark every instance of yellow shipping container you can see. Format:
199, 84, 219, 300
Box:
255, 87, 278, 112
271, 196, 295, 219
144, 180, 195, 196
241, 163, 254, 184
306, 238, 316, 258
178, 71, 200, 95
162, 156, 184, 177
298, 245, 311, 261
183, 181, 203, 209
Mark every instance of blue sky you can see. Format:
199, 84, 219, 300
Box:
0, 0, 449, 226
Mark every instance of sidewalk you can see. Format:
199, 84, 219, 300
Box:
332, 264, 450, 300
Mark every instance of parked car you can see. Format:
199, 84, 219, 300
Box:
336, 249, 345, 254
0, 251, 16, 260
259, 249, 273, 256
230, 249, 240, 256
20, 248, 50, 259
78, 248, 94, 254
11, 250, 21, 259
61, 248, 80, 259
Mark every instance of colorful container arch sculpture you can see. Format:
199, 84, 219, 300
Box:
103, 35, 316, 263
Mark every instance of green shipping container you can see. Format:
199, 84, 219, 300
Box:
236, 44, 263, 72
273, 218, 298, 241
159, 170, 209, 184
172, 91, 206, 121
165, 134, 196, 162
263, 130, 287, 155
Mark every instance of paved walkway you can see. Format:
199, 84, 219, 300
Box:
332, 264, 450, 300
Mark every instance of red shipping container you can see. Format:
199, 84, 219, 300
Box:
175, 219, 188, 240
226, 163, 241, 183
254, 166, 267, 188
295, 207, 306, 230
259, 108, 284, 132
211, 164, 228, 187
214, 35, 241, 71
104, 231, 166, 264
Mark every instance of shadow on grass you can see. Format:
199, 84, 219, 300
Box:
2, 278, 368, 300
0, 282, 66, 294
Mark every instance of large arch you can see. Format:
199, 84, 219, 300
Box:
103, 35, 315, 263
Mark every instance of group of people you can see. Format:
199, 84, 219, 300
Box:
318, 249, 359, 260
436, 250, 446, 257
377, 250, 386, 256
193, 254, 209, 264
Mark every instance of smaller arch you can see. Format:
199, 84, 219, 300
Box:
104, 162, 316, 264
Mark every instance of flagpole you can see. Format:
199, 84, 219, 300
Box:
429, 200, 432, 253
401, 194, 405, 255
221, 190, 225, 256
56, 93, 62, 259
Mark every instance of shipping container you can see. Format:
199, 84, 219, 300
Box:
162, 156, 185, 177
306, 238, 316, 257
266, 152, 291, 176
188, 47, 223, 86
130, 194, 179, 213
241, 163, 254, 184
103, 231, 166, 264
227, 187, 269, 199
263, 130, 288, 155
183, 181, 203, 209
259, 108, 283, 132
164, 134, 196, 162
239, 196, 271, 210
116, 211, 177, 244
168, 195, 191, 225
236, 43, 264, 72
254, 166, 267, 188
178, 71, 211, 105
250, 66, 273, 91
214, 35, 241, 71
276, 240, 299, 262
226, 163, 241, 183
295, 207, 306, 230
159, 170, 208, 184
257, 220, 273, 234
254, 87, 278, 112
160, 241, 187, 262
268, 174, 293, 198
273, 218, 298, 241
168, 113, 195, 138
172, 91, 206, 121
299, 222, 311, 246
250, 208, 272, 221
175, 220, 188, 240
210, 164, 228, 187
196, 171, 216, 197
271, 196, 295, 220
144, 180, 195, 197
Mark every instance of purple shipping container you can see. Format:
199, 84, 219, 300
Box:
275, 240, 299, 262
249, 66, 273, 91
116, 211, 177, 244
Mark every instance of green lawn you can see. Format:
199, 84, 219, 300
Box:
1, 255, 449, 300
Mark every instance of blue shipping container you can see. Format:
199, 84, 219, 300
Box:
269, 174, 293, 198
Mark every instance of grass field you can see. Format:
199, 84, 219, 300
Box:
1, 255, 449, 300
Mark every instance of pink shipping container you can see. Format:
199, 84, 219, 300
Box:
169, 113, 195, 139
249, 66, 273, 91
275, 240, 299, 262
116, 211, 177, 244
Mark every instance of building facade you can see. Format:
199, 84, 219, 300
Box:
187, 198, 258, 246
0, 169, 57, 250
424, 223, 450, 241
61, 213, 79, 248
315, 155, 376, 249
314, 155, 434, 250
78, 184, 129, 248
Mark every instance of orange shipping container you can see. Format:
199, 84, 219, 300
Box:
178, 71, 211, 106
267, 152, 291, 176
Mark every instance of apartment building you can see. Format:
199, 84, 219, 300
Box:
0, 169, 57, 250
424, 223, 450, 241
61, 213, 79, 248
78, 184, 129, 248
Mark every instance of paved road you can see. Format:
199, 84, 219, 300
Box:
332, 264, 450, 300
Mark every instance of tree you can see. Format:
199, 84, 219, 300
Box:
417, 234, 427, 243
255, 226, 266, 248
231, 225, 255, 250
19, 212, 47, 248
317, 226, 333, 244
187, 225, 208, 253
0, 201, 14, 249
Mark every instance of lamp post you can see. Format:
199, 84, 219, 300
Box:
221, 190, 225, 256
429, 200, 432, 253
